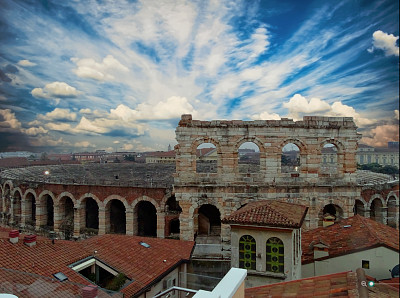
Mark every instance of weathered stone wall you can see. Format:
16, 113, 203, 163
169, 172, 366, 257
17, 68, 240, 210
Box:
174, 114, 362, 242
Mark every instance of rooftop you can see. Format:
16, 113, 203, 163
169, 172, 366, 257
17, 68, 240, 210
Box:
245, 270, 399, 298
302, 215, 400, 264
0, 227, 194, 297
222, 200, 308, 229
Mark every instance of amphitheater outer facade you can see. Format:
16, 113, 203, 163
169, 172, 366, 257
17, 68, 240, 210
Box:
0, 115, 399, 251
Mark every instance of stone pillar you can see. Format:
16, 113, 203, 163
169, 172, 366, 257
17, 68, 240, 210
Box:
35, 202, 45, 230
9, 197, 14, 225
20, 198, 26, 226
157, 210, 165, 238
73, 207, 83, 237
0, 195, 4, 213
53, 205, 61, 232
125, 208, 134, 236
98, 207, 106, 235
179, 201, 194, 241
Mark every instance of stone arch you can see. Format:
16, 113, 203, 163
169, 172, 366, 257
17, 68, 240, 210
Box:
318, 203, 344, 227
133, 197, 158, 237
320, 139, 345, 176
236, 138, 263, 173
192, 138, 220, 174
104, 195, 127, 234
79, 195, 100, 231
23, 190, 37, 227
369, 195, 385, 224
354, 197, 367, 217
3, 183, 12, 214
38, 190, 56, 229
279, 138, 307, 174
11, 188, 23, 225
190, 201, 224, 239
2, 181, 14, 193
56, 193, 76, 237
163, 194, 182, 238
386, 192, 399, 205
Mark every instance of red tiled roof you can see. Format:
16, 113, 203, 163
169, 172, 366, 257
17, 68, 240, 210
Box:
302, 215, 400, 264
0, 228, 194, 297
222, 200, 308, 228
196, 147, 216, 157
0, 157, 29, 168
245, 270, 399, 298
146, 150, 176, 158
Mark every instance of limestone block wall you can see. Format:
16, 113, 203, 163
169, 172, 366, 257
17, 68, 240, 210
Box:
174, 115, 362, 241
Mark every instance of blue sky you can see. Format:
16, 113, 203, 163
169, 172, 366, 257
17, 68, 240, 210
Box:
0, 0, 398, 153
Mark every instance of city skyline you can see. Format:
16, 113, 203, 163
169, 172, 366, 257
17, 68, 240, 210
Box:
0, 0, 399, 153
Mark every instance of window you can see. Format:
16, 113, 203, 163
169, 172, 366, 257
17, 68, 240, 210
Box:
239, 235, 256, 270
362, 260, 370, 269
266, 237, 284, 273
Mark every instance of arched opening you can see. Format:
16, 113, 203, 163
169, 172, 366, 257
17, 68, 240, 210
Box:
165, 196, 182, 238
239, 235, 256, 270
354, 200, 366, 217
59, 196, 74, 239
319, 203, 343, 227
321, 144, 338, 175
84, 197, 99, 230
197, 204, 221, 236
108, 200, 126, 234
238, 142, 260, 173
387, 197, 397, 228
196, 143, 217, 173
281, 143, 300, 174
24, 193, 36, 227
44, 194, 54, 229
370, 198, 384, 223
13, 191, 22, 225
137, 201, 157, 237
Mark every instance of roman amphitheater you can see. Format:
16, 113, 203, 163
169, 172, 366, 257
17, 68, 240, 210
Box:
0, 115, 398, 259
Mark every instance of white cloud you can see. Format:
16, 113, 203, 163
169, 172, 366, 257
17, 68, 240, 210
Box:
110, 96, 196, 121
17, 59, 36, 67
368, 30, 399, 56
75, 117, 108, 134
75, 141, 96, 148
22, 126, 48, 136
45, 122, 74, 132
31, 82, 81, 99
0, 109, 22, 131
72, 55, 129, 81
251, 111, 281, 120
37, 108, 77, 121
30, 136, 70, 147
282, 94, 375, 127
283, 94, 331, 119
361, 124, 399, 147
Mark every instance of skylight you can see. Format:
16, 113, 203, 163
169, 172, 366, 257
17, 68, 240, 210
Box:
53, 272, 68, 282
139, 241, 151, 248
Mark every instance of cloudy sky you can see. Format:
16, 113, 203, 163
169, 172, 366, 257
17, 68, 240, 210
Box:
0, 0, 398, 153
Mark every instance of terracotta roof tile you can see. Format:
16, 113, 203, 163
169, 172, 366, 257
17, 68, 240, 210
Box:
0, 228, 194, 297
302, 215, 399, 264
222, 200, 308, 228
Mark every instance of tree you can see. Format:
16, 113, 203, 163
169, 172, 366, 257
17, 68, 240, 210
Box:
124, 154, 135, 162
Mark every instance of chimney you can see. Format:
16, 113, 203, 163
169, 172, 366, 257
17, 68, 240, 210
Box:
24, 234, 37, 247
82, 286, 98, 298
9, 230, 19, 244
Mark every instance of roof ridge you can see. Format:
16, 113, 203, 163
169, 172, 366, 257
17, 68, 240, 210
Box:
244, 202, 295, 225
266, 202, 297, 225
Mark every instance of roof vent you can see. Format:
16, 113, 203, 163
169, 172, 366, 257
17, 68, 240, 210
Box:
53, 272, 68, 282
9, 230, 19, 244
24, 234, 37, 247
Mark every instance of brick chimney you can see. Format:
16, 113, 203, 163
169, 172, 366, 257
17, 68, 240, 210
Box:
24, 234, 37, 247
9, 230, 19, 244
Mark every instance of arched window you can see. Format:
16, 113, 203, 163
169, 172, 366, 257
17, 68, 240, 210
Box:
239, 235, 256, 270
266, 237, 284, 273
281, 143, 300, 173
196, 143, 217, 173
321, 144, 338, 175
238, 142, 260, 173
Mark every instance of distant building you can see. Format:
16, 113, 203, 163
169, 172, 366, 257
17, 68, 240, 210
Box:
357, 143, 399, 167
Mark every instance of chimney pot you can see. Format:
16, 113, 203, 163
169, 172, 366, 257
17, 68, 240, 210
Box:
9, 230, 19, 244
24, 234, 37, 247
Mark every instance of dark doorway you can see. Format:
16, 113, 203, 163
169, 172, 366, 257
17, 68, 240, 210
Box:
137, 201, 157, 237
85, 198, 99, 229
109, 200, 126, 234
46, 195, 54, 228
198, 204, 221, 236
